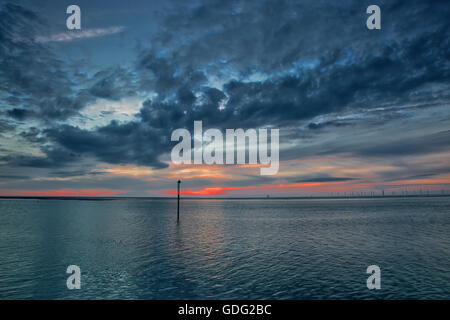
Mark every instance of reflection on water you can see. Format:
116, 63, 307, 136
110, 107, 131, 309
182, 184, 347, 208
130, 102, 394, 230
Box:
0, 197, 449, 299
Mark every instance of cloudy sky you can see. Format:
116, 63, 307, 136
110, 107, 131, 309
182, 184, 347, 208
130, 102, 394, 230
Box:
0, 0, 449, 197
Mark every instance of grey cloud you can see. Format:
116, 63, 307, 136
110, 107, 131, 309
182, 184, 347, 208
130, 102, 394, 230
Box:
0, 119, 14, 132
294, 176, 357, 183
308, 121, 353, 130
88, 68, 138, 101
2, 147, 81, 168
48, 170, 107, 177
43, 121, 169, 169
0, 174, 29, 180
1, 0, 450, 174
0, 4, 137, 123
354, 130, 450, 157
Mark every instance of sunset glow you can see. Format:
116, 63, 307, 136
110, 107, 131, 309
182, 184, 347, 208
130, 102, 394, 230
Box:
0, 1, 449, 198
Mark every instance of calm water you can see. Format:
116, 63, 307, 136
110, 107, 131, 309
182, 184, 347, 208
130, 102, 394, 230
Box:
0, 197, 449, 299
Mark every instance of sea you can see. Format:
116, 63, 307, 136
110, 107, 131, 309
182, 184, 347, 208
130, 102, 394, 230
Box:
0, 197, 449, 299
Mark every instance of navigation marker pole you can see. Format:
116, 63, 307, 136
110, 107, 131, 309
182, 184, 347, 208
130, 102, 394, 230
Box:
177, 180, 181, 222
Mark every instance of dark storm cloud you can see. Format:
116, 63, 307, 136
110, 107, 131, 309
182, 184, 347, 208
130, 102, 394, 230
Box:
43, 121, 169, 168
1, 0, 450, 172
1, 146, 80, 168
0, 3, 137, 122
88, 68, 137, 101
165, 0, 449, 72
129, 0, 450, 130
19, 127, 46, 143
0, 119, 13, 132
7, 108, 30, 120
0, 3, 80, 120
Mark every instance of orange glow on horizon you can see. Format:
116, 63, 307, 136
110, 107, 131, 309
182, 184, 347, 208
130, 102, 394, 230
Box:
155, 181, 351, 196
153, 175, 450, 196
162, 186, 255, 196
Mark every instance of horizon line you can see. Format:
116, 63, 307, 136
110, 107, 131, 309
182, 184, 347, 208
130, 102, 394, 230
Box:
1, 194, 450, 201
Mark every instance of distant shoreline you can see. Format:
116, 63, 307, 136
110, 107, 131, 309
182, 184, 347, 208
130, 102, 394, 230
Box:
0, 195, 449, 201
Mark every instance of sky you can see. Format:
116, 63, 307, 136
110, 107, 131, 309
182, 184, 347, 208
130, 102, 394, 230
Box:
0, 0, 449, 197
